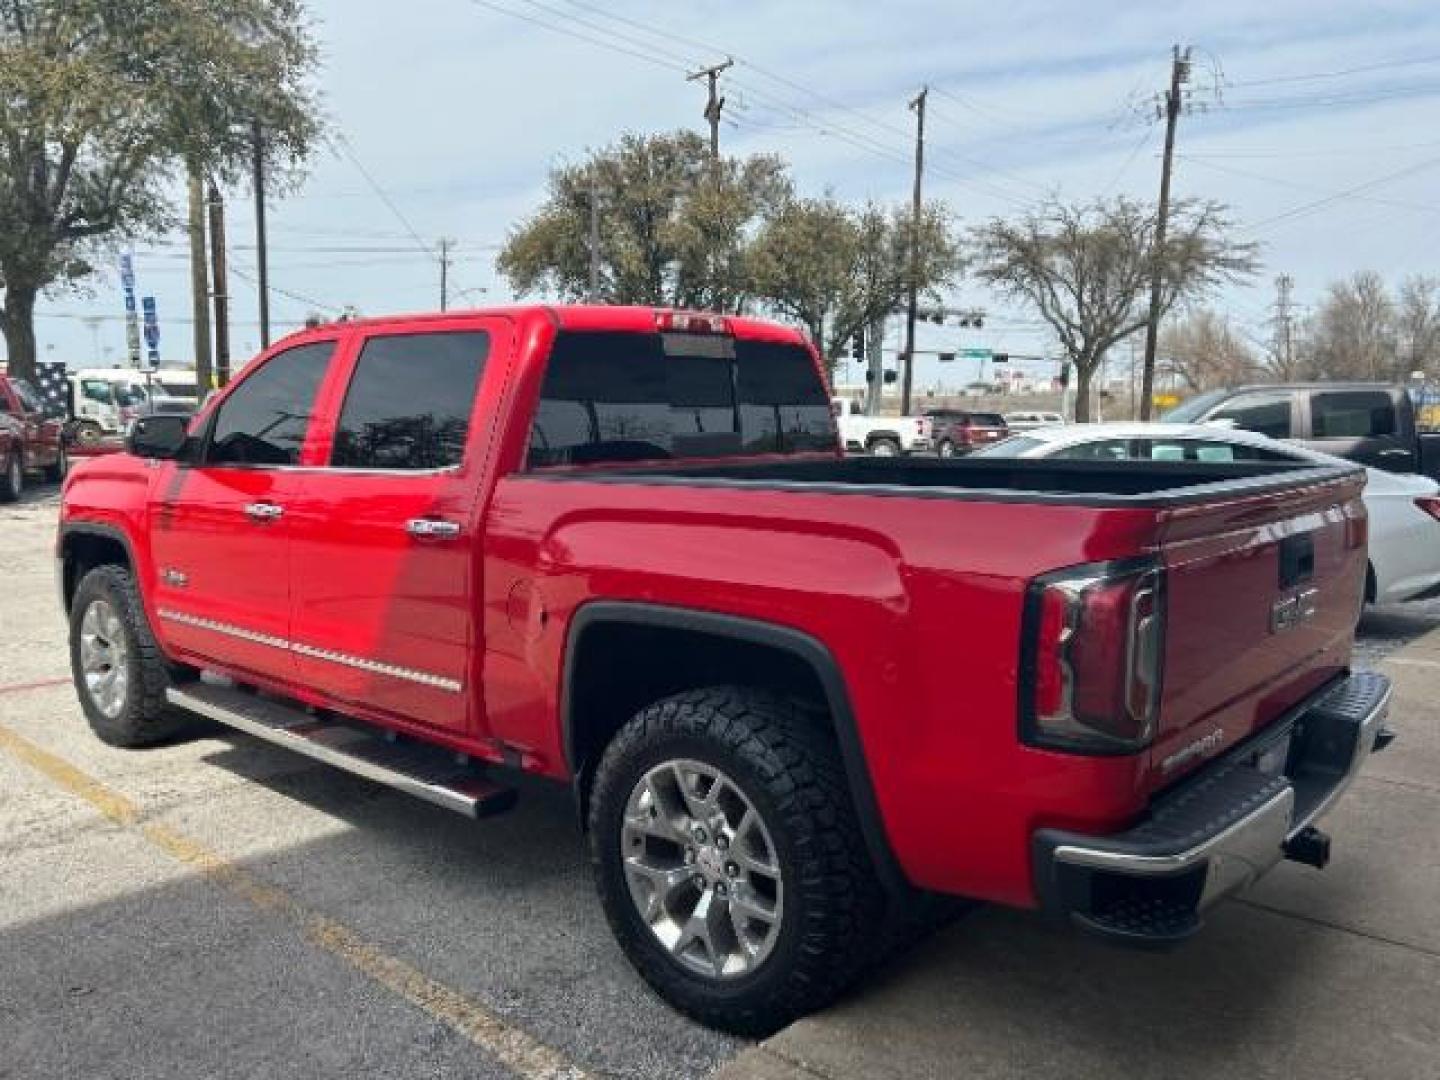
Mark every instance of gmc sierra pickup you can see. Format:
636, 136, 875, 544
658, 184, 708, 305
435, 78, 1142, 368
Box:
58, 305, 1394, 1034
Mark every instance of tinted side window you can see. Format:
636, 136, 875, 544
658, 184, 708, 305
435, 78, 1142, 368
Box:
1311, 391, 1396, 438
527, 331, 834, 466
1209, 392, 1293, 439
735, 339, 834, 454
208, 342, 334, 465
331, 331, 489, 470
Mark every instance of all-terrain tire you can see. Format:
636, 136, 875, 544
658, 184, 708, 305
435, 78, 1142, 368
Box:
69, 565, 193, 747
589, 686, 885, 1036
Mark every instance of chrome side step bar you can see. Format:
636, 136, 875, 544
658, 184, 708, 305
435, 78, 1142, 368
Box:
166, 683, 517, 819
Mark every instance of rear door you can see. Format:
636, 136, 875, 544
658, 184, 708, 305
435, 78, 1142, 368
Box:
1202, 389, 1299, 442
287, 321, 504, 735
1303, 388, 1414, 471
146, 339, 337, 681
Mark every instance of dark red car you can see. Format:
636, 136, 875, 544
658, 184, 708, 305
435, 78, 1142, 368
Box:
925, 407, 1009, 457
58, 305, 1391, 1034
0, 371, 66, 500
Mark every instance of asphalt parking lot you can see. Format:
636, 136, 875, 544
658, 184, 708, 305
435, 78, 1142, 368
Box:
3, 483, 1439, 1079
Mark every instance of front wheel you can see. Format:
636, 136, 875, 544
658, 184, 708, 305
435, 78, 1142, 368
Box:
69, 565, 193, 747
867, 437, 901, 457
0, 451, 21, 502
589, 687, 884, 1036
43, 442, 67, 483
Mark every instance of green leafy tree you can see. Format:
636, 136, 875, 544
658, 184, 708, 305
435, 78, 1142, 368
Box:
497, 131, 790, 312
0, 0, 322, 381
747, 197, 962, 368
971, 196, 1257, 420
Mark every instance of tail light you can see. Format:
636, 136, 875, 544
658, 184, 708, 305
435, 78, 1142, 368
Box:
1415, 496, 1440, 522
916, 417, 931, 437
655, 310, 728, 334
1020, 559, 1165, 754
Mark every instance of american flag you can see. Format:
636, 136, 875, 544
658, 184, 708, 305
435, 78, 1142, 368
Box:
35, 360, 69, 417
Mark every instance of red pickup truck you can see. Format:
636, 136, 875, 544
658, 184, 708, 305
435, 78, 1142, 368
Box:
0, 371, 67, 500
58, 306, 1393, 1034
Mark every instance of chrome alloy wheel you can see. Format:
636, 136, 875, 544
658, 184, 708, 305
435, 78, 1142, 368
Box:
621, 759, 784, 979
79, 599, 130, 719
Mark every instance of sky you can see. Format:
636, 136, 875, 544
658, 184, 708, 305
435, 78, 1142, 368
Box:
19, 0, 1440, 392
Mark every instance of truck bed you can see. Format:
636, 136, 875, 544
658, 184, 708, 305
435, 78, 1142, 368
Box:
532, 454, 1361, 505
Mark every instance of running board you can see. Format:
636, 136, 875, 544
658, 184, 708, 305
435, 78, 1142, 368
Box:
166, 683, 517, 819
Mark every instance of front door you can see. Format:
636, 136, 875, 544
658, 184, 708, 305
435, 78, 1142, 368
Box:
147, 339, 338, 682
287, 323, 499, 735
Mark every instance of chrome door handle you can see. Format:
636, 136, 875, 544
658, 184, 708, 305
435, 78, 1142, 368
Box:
244, 502, 284, 522
406, 518, 461, 539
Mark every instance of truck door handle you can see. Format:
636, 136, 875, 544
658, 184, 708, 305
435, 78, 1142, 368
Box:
406, 518, 461, 539
244, 502, 284, 522
1378, 449, 1409, 458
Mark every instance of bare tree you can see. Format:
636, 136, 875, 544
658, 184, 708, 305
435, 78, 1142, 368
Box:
1159, 309, 1262, 391
1397, 275, 1440, 378
1303, 272, 1398, 381
971, 196, 1257, 420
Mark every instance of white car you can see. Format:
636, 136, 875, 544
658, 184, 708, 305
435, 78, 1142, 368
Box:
974, 422, 1440, 605
830, 397, 931, 456
1003, 410, 1065, 431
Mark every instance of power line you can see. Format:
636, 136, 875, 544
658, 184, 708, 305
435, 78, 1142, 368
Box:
1244, 154, 1440, 233
1227, 53, 1440, 88
468, 0, 689, 73
1178, 154, 1440, 216
327, 132, 441, 263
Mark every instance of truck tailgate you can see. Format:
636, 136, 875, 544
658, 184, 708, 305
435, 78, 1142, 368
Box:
1145, 470, 1368, 792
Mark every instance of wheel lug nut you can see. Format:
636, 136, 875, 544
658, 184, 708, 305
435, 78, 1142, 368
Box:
715, 883, 728, 897
692, 827, 707, 843
725, 861, 739, 877
715, 835, 728, 851
692, 874, 706, 889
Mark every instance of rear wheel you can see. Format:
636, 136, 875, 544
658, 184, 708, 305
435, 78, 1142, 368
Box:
73, 421, 104, 446
867, 437, 901, 457
937, 439, 957, 459
69, 565, 193, 747
0, 450, 22, 502
589, 687, 884, 1036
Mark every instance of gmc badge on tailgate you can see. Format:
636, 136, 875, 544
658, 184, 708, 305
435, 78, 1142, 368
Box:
1271, 586, 1319, 634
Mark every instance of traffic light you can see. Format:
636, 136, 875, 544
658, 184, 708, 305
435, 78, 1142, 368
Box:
938, 351, 956, 364
883, 369, 898, 384
1058, 363, 1071, 389
992, 352, 1009, 363
850, 334, 865, 360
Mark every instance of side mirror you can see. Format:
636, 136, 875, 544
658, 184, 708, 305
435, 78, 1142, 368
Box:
126, 414, 190, 460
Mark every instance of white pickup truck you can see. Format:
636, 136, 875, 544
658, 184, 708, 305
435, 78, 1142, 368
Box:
830, 397, 932, 456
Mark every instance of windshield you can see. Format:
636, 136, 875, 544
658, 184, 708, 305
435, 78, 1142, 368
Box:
969, 435, 1046, 458
1160, 388, 1229, 423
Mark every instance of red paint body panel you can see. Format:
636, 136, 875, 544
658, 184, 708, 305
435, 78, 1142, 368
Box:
58, 305, 1369, 910
0, 374, 65, 473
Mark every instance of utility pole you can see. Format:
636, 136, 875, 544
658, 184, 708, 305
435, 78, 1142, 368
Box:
900, 85, 928, 416
588, 179, 601, 302
1273, 273, 1296, 378
1139, 45, 1190, 420
438, 238, 453, 311
252, 120, 271, 348
687, 58, 733, 159
207, 180, 231, 388
187, 165, 213, 393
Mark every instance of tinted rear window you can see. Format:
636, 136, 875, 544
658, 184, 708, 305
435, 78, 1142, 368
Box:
331, 331, 489, 470
1311, 390, 1396, 438
970, 413, 1006, 426
528, 331, 834, 467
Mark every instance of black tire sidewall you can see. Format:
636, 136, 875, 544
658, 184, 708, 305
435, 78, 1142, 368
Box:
589, 691, 880, 1035
1, 451, 22, 501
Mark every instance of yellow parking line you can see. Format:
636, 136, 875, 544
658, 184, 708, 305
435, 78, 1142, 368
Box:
0, 721, 589, 1080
